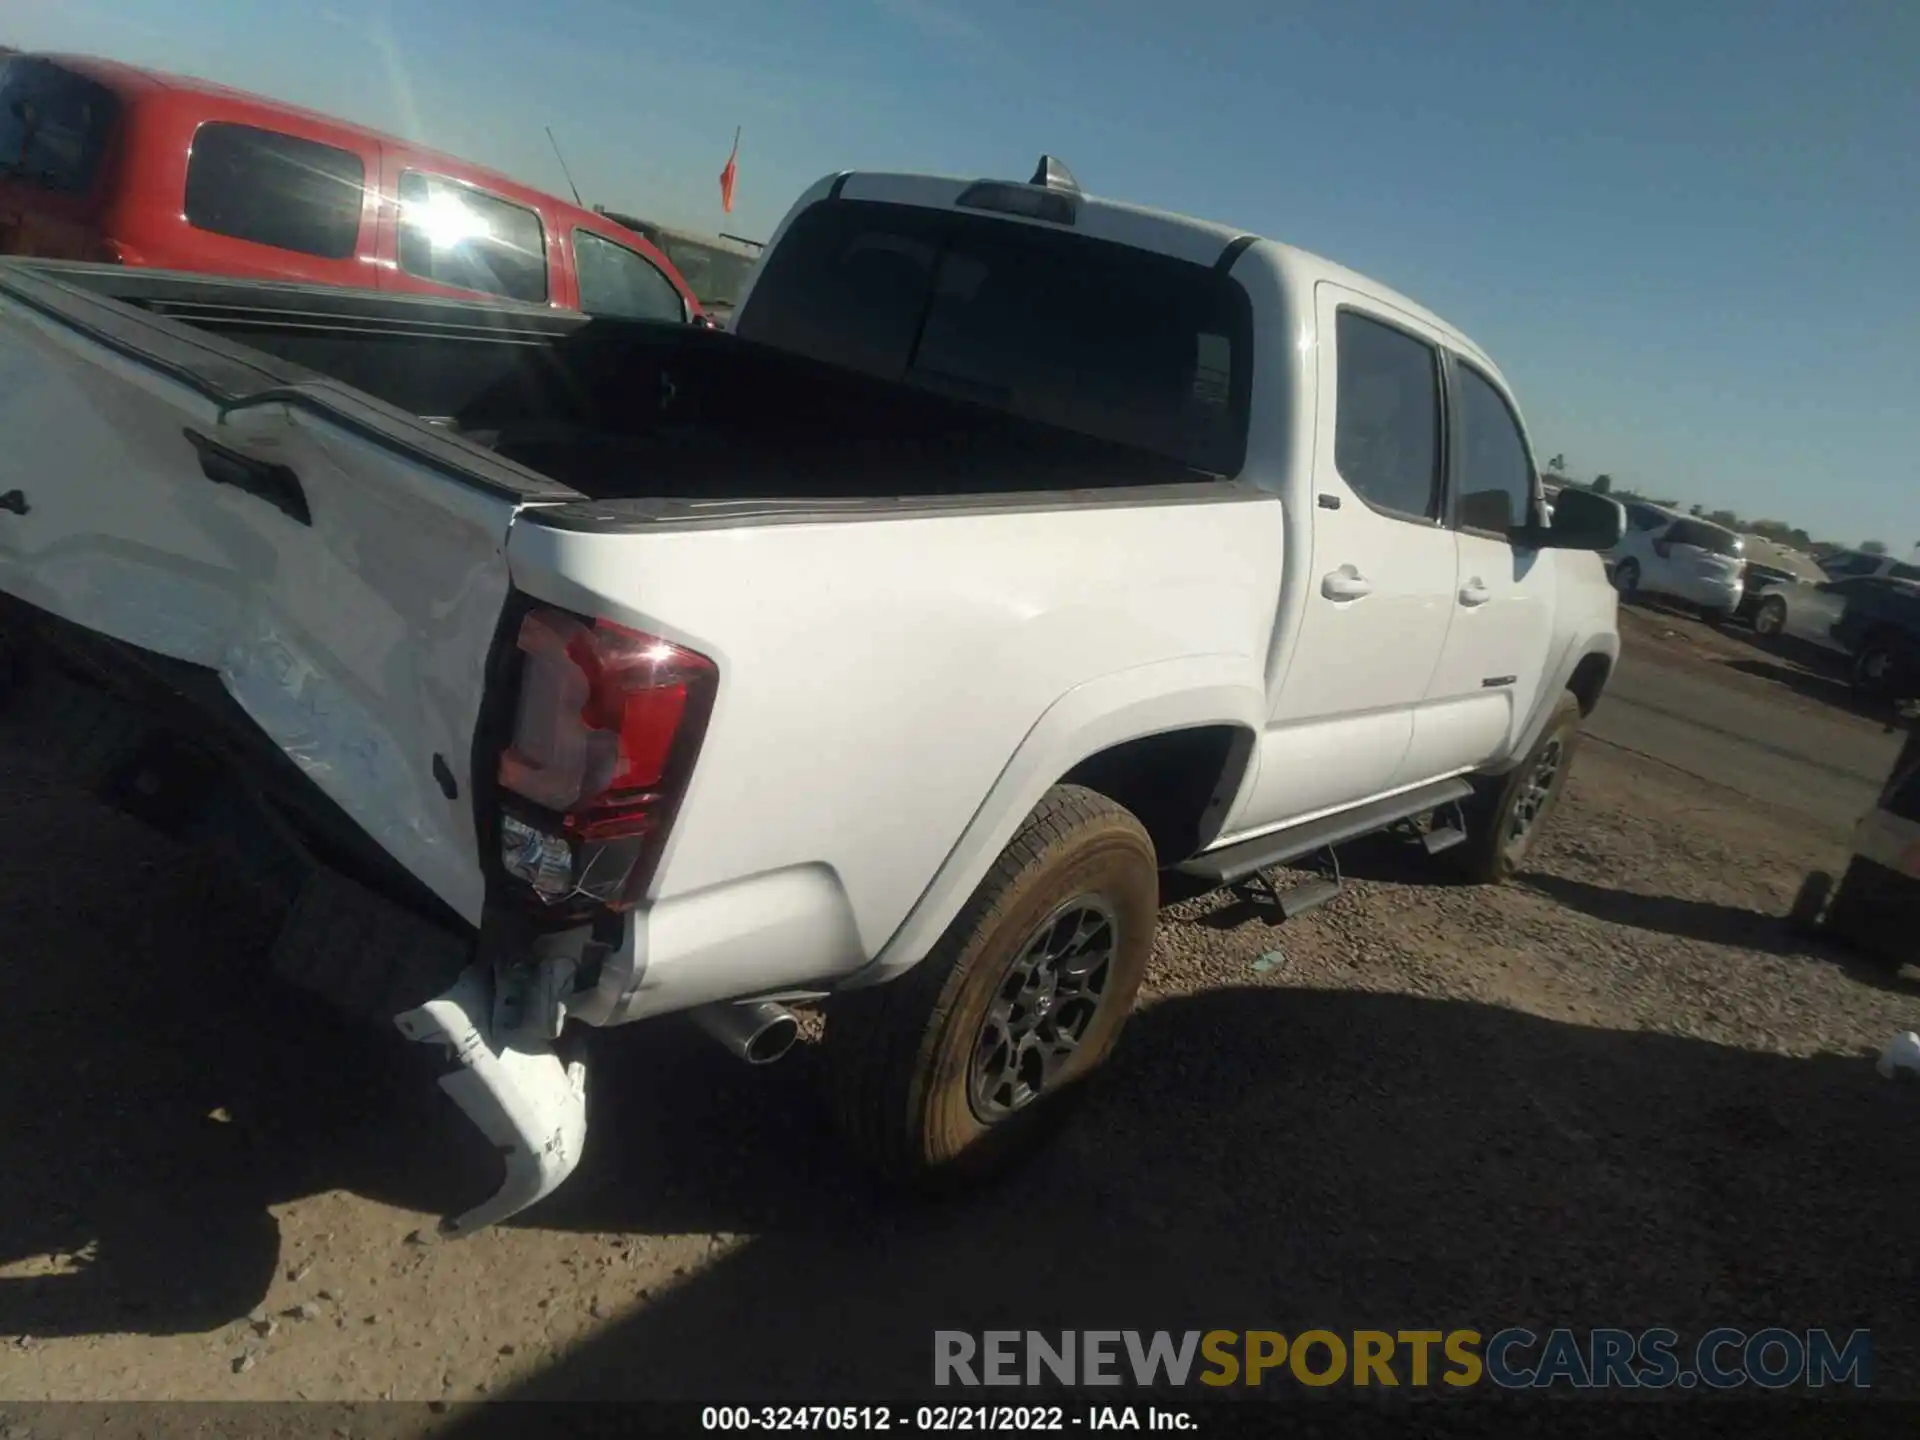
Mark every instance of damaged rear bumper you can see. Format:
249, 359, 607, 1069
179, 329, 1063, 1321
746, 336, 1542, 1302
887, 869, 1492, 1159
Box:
394, 963, 588, 1236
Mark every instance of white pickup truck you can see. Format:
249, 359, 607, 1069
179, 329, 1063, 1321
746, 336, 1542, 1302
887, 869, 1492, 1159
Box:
0, 156, 1624, 1232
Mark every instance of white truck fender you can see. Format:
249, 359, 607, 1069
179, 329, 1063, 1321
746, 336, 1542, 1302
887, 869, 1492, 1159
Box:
1490, 627, 1622, 776
845, 653, 1267, 987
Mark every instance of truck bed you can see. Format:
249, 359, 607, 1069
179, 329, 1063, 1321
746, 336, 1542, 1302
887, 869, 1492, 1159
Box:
3, 262, 1218, 508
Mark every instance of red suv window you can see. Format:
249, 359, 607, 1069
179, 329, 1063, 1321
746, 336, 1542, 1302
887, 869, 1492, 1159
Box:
396, 171, 547, 303
184, 122, 366, 259
0, 57, 120, 195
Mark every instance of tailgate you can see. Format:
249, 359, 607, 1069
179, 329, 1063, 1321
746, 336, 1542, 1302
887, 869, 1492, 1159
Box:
0, 269, 560, 925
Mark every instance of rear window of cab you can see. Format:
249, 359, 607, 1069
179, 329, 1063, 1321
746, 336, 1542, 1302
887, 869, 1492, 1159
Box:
0, 57, 121, 195
737, 198, 1253, 477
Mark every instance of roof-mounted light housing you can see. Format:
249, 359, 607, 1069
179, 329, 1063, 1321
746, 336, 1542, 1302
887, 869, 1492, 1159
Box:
956, 155, 1083, 226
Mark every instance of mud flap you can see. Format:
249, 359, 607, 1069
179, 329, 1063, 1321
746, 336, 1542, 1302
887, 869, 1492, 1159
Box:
394, 964, 588, 1236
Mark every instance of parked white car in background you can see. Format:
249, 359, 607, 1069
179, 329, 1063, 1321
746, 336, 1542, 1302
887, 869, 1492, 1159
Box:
1605, 504, 1746, 621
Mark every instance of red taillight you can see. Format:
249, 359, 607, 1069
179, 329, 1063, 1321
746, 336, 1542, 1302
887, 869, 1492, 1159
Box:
495, 609, 717, 913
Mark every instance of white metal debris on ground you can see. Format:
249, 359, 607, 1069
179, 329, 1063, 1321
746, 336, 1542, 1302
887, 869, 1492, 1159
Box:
1877, 1031, 1920, 1081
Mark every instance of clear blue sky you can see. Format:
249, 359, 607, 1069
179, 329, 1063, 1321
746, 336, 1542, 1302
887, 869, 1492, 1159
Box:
11, 0, 1916, 548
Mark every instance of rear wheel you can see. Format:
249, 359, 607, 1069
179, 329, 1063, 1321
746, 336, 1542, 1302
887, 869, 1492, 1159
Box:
1753, 597, 1788, 638
821, 784, 1157, 1188
1786, 870, 1832, 936
1853, 635, 1910, 704
1822, 858, 1916, 972
1455, 692, 1583, 884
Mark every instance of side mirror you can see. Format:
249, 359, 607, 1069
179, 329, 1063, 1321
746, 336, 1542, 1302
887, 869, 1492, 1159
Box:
1527, 486, 1624, 553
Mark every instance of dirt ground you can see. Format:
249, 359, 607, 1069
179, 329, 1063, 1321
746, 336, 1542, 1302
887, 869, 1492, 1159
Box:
1, 614, 1916, 1415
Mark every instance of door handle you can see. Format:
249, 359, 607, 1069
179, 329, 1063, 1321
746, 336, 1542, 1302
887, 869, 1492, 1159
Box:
1459, 580, 1492, 607
183, 428, 311, 527
1321, 568, 1374, 601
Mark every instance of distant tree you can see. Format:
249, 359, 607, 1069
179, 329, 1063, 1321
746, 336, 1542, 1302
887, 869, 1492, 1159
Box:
1689, 504, 1706, 518
1548, 454, 1567, 475
1861, 540, 1889, 555
1591, 474, 1612, 495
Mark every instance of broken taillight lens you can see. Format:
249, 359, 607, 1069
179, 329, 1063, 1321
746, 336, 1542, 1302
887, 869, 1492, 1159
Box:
495, 609, 718, 913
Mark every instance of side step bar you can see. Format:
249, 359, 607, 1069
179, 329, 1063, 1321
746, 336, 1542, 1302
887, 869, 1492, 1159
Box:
1274, 875, 1342, 918
1179, 776, 1477, 886
1422, 801, 1470, 855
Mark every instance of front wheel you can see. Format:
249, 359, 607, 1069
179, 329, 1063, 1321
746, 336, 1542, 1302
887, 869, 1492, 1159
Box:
1753, 597, 1788, 638
820, 784, 1158, 1188
1455, 692, 1583, 884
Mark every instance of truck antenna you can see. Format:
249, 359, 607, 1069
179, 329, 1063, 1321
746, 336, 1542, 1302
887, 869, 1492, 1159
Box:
545, 125, 585, 208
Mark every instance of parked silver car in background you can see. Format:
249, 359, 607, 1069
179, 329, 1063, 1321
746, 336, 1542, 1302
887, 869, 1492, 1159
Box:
1752, 558, 1920, 649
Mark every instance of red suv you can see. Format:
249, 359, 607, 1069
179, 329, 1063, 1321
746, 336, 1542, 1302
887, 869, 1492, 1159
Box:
0, 51, 704, 322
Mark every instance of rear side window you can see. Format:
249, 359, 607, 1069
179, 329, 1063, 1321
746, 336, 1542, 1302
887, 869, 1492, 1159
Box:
0, 57, 121, 195
1890, 562, 1920, 583
1627, 505, 1668, 531
185, 122, 365, 259
1334, 310, 1442, 521
397, 171, 547, 303
1453, 362, 1535, 533
1666, 520, 1743, 556
572, 229, 686, 321
737, 199, 1253, 476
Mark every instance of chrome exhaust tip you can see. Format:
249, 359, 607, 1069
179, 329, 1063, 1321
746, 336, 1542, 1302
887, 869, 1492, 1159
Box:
691, 1000, 800, 1065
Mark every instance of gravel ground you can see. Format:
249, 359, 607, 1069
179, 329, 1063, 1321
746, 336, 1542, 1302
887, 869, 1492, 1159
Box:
1, 635, 1916, 1417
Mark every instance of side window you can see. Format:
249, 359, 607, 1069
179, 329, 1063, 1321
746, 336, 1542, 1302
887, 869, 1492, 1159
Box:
1454, 362, 1536, 534
1333, 310, 1442, 521
572, 229, 686, 321
0, 58, 121, 195
396, 171, 547, 303
1628, 506, 1666, 532
185, 122, 365, 259
661, 237, 757, 309
1891, 562, 1920, 583
1822, 551, 1874, 579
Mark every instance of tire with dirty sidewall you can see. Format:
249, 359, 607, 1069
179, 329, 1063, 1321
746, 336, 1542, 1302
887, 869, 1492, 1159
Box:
821, 784, 1158, 1190
1456, 691, 1584, 884
1786, 870, 1832, 936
